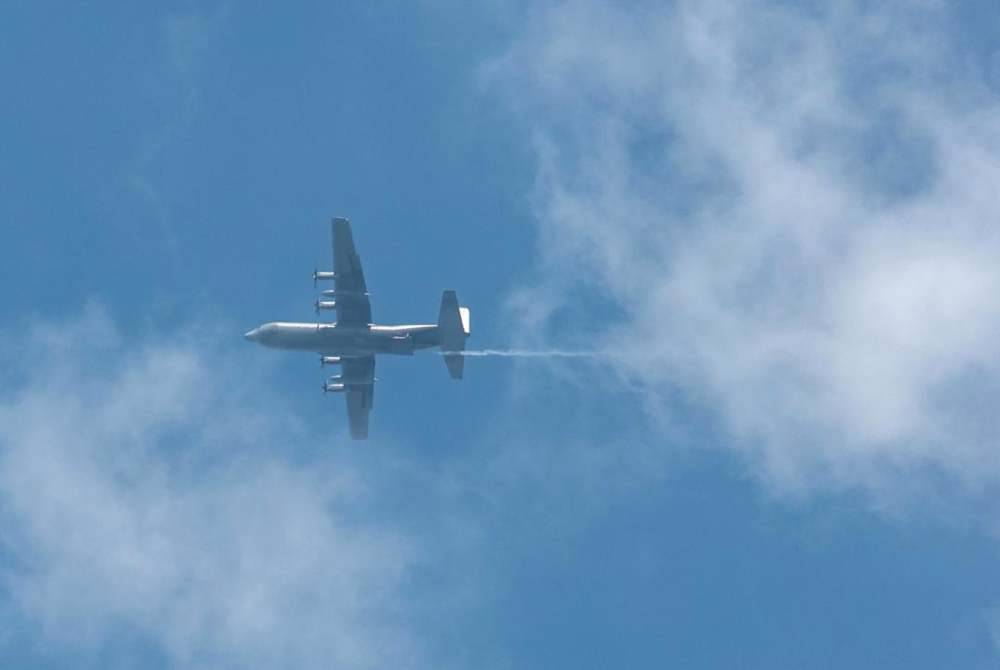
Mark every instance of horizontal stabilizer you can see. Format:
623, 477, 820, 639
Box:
443, 353, 464, 380
438, 290, 470, 380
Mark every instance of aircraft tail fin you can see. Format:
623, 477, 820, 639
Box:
438, 290, 470, 380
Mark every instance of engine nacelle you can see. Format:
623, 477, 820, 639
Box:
327, 375, 376, 386
320, 356, 342, 367
315, 300, 337, 312
313, 270, 336, 283
323, 382, 346, 393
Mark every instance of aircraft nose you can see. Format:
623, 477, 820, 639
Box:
244, 328, 259, 341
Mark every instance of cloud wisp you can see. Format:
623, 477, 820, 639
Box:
489, 0, 1000, 502
0, 306, 423, 669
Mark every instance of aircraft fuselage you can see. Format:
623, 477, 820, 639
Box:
244, 322, 440, 357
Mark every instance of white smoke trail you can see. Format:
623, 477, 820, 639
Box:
442, 349, 602, 358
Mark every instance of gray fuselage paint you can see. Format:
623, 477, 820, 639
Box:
245, 322, 440, 357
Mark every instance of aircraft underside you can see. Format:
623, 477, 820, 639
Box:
244, 217, 471, 439
247, 322, 441, 356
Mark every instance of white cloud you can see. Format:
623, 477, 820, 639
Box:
489, 0, 1000, 500
0, 306, 422, 669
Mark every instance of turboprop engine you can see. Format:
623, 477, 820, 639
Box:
320, 356, 342, 366
326, 375, 375, 386
313, 270, 336, 286
315, 300, 337, 313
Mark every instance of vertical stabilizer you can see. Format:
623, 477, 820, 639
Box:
438, 290, 471, 380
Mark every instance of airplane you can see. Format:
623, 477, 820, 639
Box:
244, 217, 471, 439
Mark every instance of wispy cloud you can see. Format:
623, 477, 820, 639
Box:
0, 306, 423, 669
124, 7, 229, 264
488, 0, 1000, 503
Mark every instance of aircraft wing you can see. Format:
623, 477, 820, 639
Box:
342, 355, 375, 440
331, 217, 372, 327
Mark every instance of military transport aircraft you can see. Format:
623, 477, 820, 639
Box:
244, 218, 471, 439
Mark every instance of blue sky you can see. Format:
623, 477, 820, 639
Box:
2, 2, 1000, 669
